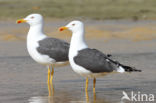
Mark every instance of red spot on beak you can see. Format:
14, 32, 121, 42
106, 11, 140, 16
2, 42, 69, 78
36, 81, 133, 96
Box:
59, 27, 68, 31
17, 21, 21, 24
59, 28, 64, 31
16, 19, 27, 24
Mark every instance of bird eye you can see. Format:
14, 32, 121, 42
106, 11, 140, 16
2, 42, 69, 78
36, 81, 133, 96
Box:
72, 24, 75, 26
31, 16, 34, 19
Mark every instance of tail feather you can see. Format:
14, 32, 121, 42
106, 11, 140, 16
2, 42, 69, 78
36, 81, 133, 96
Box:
106, 56, 142, 72
120, 64, 141, 72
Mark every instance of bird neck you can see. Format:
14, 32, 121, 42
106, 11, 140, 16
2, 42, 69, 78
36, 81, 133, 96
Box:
27, 23, 46, 41
70, 30, 88, 55
28, 23, 44, 37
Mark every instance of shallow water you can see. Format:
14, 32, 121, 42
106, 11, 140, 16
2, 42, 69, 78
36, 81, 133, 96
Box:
0, 40, 156, 103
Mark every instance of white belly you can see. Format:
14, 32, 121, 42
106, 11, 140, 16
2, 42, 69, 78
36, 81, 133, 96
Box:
27, 34, 68, 66
27, 40, 55, 65
69, 47, 92, 77
70, 57, 91, 76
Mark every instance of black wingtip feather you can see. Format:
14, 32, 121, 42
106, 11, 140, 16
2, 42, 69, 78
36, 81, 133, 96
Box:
106, 56, 142, 72
107, 54, 112, 57
121, 65, 142, 72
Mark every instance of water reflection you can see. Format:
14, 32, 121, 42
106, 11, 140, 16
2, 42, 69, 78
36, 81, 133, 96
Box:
28, 81, 112, 103
28, 91, 111, 103
29, 96, 49, 103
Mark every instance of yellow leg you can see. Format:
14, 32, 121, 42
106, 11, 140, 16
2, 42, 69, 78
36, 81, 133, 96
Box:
93, 78, 96, 103
85, 77, 89, 103
93, 78, 96, 93
50, 66, 54, 96
85, 77, 89, 92
47, 67, 51, 96
50, 67, 54, 86
85, 88, 89, 103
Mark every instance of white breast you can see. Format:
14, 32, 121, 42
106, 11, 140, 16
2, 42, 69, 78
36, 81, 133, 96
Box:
69, 49, 92, 77
27, 34, 55, 65
68, 31, 92, 77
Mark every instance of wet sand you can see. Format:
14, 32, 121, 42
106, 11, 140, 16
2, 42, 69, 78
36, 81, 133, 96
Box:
0, 20, 156, 103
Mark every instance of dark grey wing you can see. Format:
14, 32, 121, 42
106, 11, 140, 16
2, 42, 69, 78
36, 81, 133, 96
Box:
74, 48, 141, 73
37, 37, 69, 62
74, 48, 116, 73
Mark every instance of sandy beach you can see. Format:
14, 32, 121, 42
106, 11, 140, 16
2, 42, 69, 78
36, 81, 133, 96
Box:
0, 20, 156, 103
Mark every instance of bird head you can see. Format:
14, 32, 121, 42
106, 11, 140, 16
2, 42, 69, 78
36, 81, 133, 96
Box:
16, 14, 43, 26
59, 20, 84, 33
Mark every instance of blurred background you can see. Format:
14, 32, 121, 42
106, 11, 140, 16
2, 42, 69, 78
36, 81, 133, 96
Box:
1, 0, 156, 20
0, 0, 156, 41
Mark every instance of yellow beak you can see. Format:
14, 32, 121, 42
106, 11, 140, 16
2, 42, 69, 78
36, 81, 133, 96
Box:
59, 27, 68, 31
16, 19, 27, 24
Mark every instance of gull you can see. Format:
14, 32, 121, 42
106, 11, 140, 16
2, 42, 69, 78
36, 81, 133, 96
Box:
59, 20, 141, 93
16, 14, 69, 96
